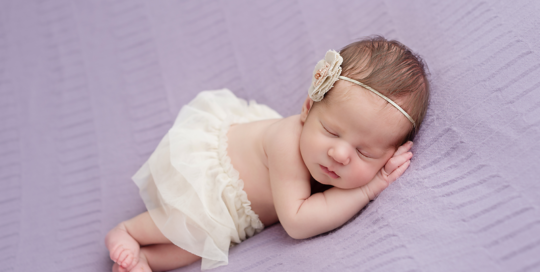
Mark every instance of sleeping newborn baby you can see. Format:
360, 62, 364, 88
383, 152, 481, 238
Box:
105, 36, 430, 272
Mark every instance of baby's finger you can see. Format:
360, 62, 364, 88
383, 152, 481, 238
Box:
385, 151, 413, 175
393, 141, 413, 157
388, 160, 411, 183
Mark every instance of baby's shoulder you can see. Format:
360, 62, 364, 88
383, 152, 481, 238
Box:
263, 115, 309, 179
264, 115, 302, 143
263, 115, 302, 155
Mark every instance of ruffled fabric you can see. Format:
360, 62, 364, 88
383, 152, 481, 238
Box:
132, 89, 282, 270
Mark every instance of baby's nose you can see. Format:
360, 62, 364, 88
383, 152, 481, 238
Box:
329, 146, 350, 165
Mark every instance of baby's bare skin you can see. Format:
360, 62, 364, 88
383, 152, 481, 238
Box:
232, 81, 413, 239
227, 117, 298, 226
105, 211, 199, 271
105, 81, 414, 271
105, 116, 301, 272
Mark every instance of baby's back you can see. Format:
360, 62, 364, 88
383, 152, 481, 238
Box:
227, 116, 300, 226
227, 119, 279, 226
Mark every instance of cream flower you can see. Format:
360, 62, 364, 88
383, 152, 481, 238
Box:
308, 50, 343, 102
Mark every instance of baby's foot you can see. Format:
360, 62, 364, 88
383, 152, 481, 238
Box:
128, 251, 152, 272
105, 223, 140, 271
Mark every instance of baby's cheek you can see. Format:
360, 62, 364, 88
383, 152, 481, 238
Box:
351, 164, 373, 187
314, 132, 328, 145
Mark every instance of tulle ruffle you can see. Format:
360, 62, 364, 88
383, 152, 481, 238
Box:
132, 89, 282, 270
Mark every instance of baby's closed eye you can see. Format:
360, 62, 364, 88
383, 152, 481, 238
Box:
321, 123, 338, 137
356, 149, 370, 158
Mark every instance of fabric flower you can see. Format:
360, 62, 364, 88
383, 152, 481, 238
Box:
308, 50, 343, 102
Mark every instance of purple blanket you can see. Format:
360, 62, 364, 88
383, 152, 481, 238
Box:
1, 0, 539, 271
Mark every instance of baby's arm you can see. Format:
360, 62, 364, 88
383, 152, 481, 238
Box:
268, 135, 412, 239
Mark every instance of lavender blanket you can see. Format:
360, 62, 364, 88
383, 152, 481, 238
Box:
2, 1, 539, 271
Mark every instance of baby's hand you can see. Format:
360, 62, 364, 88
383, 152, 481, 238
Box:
361, 141, 413, 200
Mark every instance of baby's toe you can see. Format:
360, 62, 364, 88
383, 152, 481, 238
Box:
113, 263, 128, 272
118, 249, 132, 268
118, 265, 129, 272
131, 252, 151, 272
125, 255, 139, 270
122, 253, 135, 269
112, 262, 121, 272
111, 245, 125, 262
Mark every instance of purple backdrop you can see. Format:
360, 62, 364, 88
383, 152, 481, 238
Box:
1, 0, 540, 271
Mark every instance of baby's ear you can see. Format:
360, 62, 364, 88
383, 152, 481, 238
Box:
300, 97, 314, 123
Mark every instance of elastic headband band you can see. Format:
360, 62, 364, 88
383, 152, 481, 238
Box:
308, 50, 416, 129
338, 76, 416, 129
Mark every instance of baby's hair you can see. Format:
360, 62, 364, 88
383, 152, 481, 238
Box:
330, 35, 430, 142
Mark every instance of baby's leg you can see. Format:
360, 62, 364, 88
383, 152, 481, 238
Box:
129, 243, 201, 272
105, 211, 170, 270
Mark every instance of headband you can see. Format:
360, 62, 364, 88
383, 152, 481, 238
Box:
308, 50, 416, 129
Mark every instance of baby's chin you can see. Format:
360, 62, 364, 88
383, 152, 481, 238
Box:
313, 178, 331, 186
309, 170, 331, 186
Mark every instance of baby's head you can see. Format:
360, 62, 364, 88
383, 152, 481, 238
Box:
299, 36, 430, 189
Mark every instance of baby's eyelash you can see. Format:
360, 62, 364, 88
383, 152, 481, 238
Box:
357, 149, 370, 158
323, 125, 338, 136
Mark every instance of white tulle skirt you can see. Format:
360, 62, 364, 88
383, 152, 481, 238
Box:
132, 89, 282, 270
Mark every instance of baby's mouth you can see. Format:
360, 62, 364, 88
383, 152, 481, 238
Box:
320, 165, 340, 179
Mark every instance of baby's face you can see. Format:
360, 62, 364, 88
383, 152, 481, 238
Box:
299, 80, 411, 189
